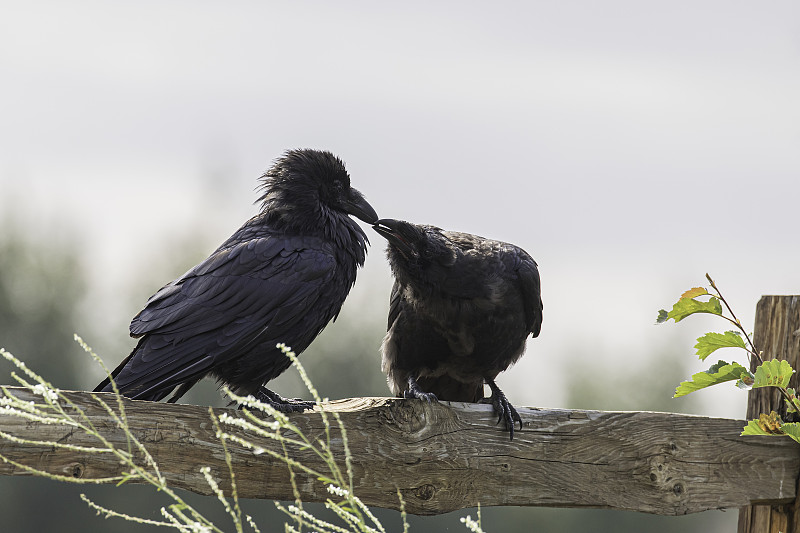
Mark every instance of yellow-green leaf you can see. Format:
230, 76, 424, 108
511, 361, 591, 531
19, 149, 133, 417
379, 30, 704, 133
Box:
786, 388, 800, 414
674, 361, 750, 398
666, 296, 723, 323
741, 412, 785, 436
752, 359, 795, 389
781, 423, 800, 444
737, 371, 755, 389
694, 331, 746, 361
681, 287, 709, 300
742, 419, 771, 436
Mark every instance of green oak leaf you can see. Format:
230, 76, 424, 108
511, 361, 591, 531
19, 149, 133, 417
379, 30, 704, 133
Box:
694, 331, 746, 361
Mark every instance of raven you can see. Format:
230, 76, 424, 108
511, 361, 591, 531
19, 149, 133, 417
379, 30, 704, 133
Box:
373, 219, 542, 439
95, 149, 378, 411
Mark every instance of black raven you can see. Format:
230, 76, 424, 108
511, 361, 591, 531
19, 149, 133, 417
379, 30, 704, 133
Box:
372, 219, 542, 439
94, 149, 378, 411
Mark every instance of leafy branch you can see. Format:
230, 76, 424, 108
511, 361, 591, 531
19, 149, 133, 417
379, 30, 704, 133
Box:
657, 274, 800, 443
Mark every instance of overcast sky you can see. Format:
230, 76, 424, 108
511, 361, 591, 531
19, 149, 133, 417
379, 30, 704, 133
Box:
2, 1, 799, 419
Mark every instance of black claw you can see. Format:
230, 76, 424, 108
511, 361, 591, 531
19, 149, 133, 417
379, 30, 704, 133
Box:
246, 387, 315, 413
404, 387, 438, 403
405, 375, 439, 403
423, 392, 439, 403
486, 379, 522, 441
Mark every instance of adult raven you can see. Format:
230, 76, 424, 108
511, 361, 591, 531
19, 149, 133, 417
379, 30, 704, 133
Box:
95, 149, 378, 411
373, 219, 542, 439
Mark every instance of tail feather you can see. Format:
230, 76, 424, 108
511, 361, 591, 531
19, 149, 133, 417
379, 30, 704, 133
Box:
92, 338, 213, 403
93, 348, 135, 394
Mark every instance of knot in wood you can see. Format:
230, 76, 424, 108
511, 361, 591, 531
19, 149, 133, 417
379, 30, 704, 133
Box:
414, 484, 436, 501
69, 462, 85, 479
384, 400, 428, 433
647, 453, 688, 502
648, 456, 667, 484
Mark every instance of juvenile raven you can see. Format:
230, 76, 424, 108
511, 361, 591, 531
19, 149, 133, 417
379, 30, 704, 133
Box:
95, 149, 378, 411
373, 219, 542, 439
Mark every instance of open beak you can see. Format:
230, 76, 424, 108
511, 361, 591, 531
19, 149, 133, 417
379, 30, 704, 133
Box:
344, 188, 379, 224
372, 219, 416, 257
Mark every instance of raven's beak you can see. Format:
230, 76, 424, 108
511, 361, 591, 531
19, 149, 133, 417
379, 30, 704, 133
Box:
372, 219, 416, 256
344, 188, 379, 224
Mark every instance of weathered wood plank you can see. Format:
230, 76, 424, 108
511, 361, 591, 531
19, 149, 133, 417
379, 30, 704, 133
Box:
0, 388, 797, 516
739, 295, 800, 533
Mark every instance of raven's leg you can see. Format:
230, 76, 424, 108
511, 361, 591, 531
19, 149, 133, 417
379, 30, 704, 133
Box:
249, 386, 315, 413
404, 374, 438, 403
483, 379, 522, 440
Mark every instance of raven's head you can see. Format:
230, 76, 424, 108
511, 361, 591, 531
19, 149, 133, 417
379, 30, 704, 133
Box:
372, 218, 457, 289
258, 149, 378, 233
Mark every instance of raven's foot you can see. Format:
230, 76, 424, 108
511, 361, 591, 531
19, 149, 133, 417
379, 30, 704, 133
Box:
248, 387, 315, 413
481, 379, 522, 440
404, 374, 438, 403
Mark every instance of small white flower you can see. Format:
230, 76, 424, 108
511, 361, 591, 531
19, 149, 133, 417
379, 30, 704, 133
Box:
31, 384, 59, 401
460, 515, 484, 533
327, 484, 349, 497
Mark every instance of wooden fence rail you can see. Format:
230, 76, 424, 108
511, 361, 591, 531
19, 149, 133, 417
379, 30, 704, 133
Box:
0, 388, 797, 517
2, 295, 799, 531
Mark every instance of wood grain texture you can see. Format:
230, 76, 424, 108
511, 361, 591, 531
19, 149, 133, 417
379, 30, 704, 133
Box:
739, 295, 800, 533
0, 388, 797, 516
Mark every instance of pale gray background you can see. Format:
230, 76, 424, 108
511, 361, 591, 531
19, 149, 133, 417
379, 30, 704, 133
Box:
1, 2, 798, 531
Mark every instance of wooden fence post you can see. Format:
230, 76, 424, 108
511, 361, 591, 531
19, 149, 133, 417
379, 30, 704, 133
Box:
738, 296, 800, 533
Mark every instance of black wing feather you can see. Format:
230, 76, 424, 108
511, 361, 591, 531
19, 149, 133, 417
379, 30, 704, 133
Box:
98, 234, 337, 400
512, 249, 543, 337
386, 281, 402, 331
